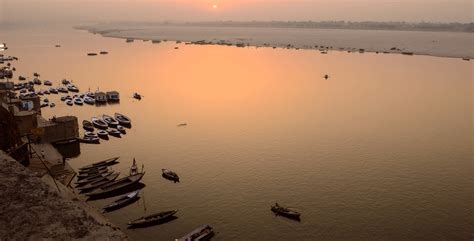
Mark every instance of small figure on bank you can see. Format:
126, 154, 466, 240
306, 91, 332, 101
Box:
130, 158, 138, 176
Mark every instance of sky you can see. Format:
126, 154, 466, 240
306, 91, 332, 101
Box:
0, 0, 472, 24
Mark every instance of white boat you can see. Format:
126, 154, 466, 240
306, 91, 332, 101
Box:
84, 96, 95, 105
67, 84, 79, 92
133, 93, 142, 100
103, 114, 119, 127
114, 113, 131, 126
97, 130, 109, 138
74, 98, 83, 105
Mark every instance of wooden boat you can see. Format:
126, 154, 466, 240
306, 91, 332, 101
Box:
92, 117, 108, 129
53, 138, 77, 145
44, 80, 52, 86
97, 130, 109, 139
84, 132, 97, 138
133, 93, 142, 100
107, 128, 121, 137
83, 120, 94, 131
84, 96, 95, 105
86, 172, 145, 197
79, 136, 100, 144
77, 167, 109, 180
100, 51, 108, 55
127, 210, 177, 227
271, 203, 301, 220
79, 157, 120, 171
66, 100, 73, 106
78, 166, 108, 175
75, 171, 114, 186
162, 169, 179, 182
103, 190, 140, 212
116, 125, 126, 134
74, 98, 83, 105
78, 173, 120, 193
114, 113, 131, 125
103, 114, 119, 127
87, 53, 98, 56
177, 224, 215, 241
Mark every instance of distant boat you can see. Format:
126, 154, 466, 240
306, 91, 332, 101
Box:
75, 171, 115, 186
66, 100, 73, 106
84, 96, 95, 105
44, 80, 52, 86
62, 79, 70, 85
127, 210, 177, 228
67, 84, 79, 92
106, 91, 120, 102
103, 114, 119, 127
33, 78, 42, 85
162, 169, 179, 182
116, 125, 126, 134
83, 120, 94, 131
97, 130, 109, 139
84, 131, 97, 138
177, 224, 215, 241
177, 123, 187, 127
87, 53, 98, 56
133, 92, 142, 100
79, 136, 101, 144
74, 98, 83, 105
55, 45, 61, 48
49, 88, 58, 94
103, 190, 140, 213
107, 128, 121, 138
78, 172, 120, 193
91, 117, 108, 129
462, 58, 470, 61
324, 74, 329, 80
114, 113, 131, 126
86, 172, 145, 197
49, 103, 55, 108
18, 76, 26, 81
99, 51, 108, 55
271, 203, 301, 220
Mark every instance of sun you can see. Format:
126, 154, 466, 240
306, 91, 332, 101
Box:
213, 4, 218, 9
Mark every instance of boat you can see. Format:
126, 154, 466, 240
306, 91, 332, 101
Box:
107, 128, 121, 137
67, 84, 79, 92
92, 117, 108, 129
116, 125, 126, 134
74, 98, 83, 105
324, 74, 329, 80
95, 91, 107, 103
99, 51, 108, 55
40, 103, 48, 108
62, 79, 70, 85
33, 78, 42, 85
79, 136, 100, 144
127, 210, 177, 228
84, 96, 95, 105
53, 138, 78, 145
133, 93, 142, 100
86, 172, 145, 197
44, 90, 50, 95
49, 103, 55, 108
87, 53, 98, 56
114, 113, 131, 126
77, 168, 110, 180
83, 120, 95, 131
106, 91, 120, 102
44, 80, 52, 86
79, 157, 120, 171
58, 87, 68, 93
84, 132, 97, 138
103, 190, 140, 212
43, 98, 49, 103
49, 88, 58, 94
162, 169, 179, 182
75, 171, 114, 186
66, 100, 73, 106
18, 76, 26, 81
103, 114, 119, 127
177, 123, 188, 127
78, 173, 120, 193
271, 203, 301, 220
97, 130, 109, 139
177, 224, 215, 241
78, 165, 108, 175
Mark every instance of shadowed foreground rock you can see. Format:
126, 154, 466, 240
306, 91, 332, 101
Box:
0, 151, 129, 241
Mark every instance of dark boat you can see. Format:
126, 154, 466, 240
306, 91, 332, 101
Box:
116, 125, 126, 134
87, 53, 98, 56
86, 173, 145, 197
162, 169, 179, 182
79, 136, 100, 144
177, 224, 215, 241
97, 130, 109, 139
92, 117, 108, 129
271, 203, 301, 220
127, 210, 177, 227
79, 157, 120, 171
99, 51, 109, 55
133, 93, 142, 100
75, 171, 115, 186
102, 190, 140, 212
83, 120, 94, 131
103, 114, 119, 127
54, 138, 78, 145
78, 173, 120, 193
107, 128, 121, 137
114, 113, 131, 126
77, 167, 109, 180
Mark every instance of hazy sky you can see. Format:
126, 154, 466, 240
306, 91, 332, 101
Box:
0, 0, 472, 24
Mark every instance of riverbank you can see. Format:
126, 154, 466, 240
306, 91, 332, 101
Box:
0, 151, 129, 240
78, 23, 473, 59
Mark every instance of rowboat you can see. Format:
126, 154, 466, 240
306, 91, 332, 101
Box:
177, 224, 215, 241
103, 114, 119, 127
86, 172, 145, 197
83, 120, 94, 132
75, 171, 115, 186
79, 157, 120, 171
92, 117, 108, 129
107, 128, 121, 137
162, 169, 179, 182
271, 203, 301, 220
79, 136, 100, 144
77, 167, 109, 180
78, 165, 108, 174
114, 113, 131, 126
78, 173, 120, 193
127, 210, 177, 227
103, 190, 140, 212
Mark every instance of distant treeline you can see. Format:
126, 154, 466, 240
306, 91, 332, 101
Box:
179, 21, 473, 33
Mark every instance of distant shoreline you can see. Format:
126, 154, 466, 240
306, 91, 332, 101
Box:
77, 23, 474, 59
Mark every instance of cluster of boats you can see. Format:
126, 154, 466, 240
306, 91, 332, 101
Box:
80, 113, 131, 143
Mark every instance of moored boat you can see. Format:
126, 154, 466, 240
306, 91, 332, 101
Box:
66, 100, 73, 106
86, 172, 145, 197
102, 190, 140, 213
133, 93, 142, 100
97, 130, 109, 139
80, 136, 100, 144
114, 113, 131, 126
107, 128, 121, 137
127, 210, 177, 228
83, 120, 95, 131
74, 98, 83, 105
103, 114, 119, 127
75, 171, 114, 186
116, 125, 126, 134
92, 117, 108, 129
77, 167, 109, 180
177, 224, 215, 241
78, 172, 120, 193
162, 169, 179, 182
84, 96, 95, 105
271, 203, 301, 220
79, 157, 120, 171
